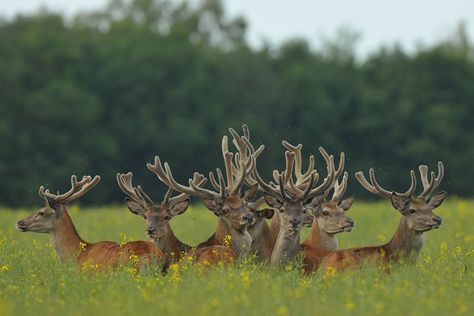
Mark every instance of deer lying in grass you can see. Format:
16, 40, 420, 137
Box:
300, 172, 355, 272
227, 125, 277, 262
16, 175, 164, 269
147, 134, 261, 259
253, 142, 341, 266
117, 172, 235, 266
319, 162, 446, 270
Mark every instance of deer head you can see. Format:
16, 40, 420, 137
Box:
356, 162, 446, 232
116, 172, 205, 246
313, 172, 355, 235
253, 143, 340, 235
146, 130, 263, 255
16, 175, 100, 233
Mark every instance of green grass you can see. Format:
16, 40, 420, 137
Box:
0, 199, 473, 315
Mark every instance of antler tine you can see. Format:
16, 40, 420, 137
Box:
221, 136, 235, 190
418, 161, 444, 199
135, 185, 155, 206
334, 152, 345, 180
230, 160, 245, 195
277, 172, 290, 201
301, 171, 317, 198
162, 162, 205, 197
40, 175, 90, 202
147, 156, 171, 185
209, 171, 221, 191
355, 171, 379, 195
65, 175, 101, 203
163, 187, 173, 205
331, 171, 348, 202
190, 168, 225, 200
400, 170, 417, 198
252, 156, 281, 198
167, 173, 207, 205
282, 140, 304, 178
368, 168, 393, 198
116, 172, 145, 205
305, 151, 336, 200
283, 151, 295, 186
299, 155, 315, 185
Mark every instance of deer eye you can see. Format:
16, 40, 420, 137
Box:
409, 208, 416, 214
37, 211, 45, 216
164, 215, 171, 220
222, 208, 230, 215
322, 211, 329, 216
302, 209, 307, 214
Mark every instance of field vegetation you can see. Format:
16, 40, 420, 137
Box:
1, 199, 472, 315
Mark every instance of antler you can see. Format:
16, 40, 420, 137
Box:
39, 175, 101, 204
253, 146, 335, 202
331, 171, 348, 202
417, 161, 444, 200
355, 168, 416, 199
228, 124, 265, 187
146, 156, 213, 200
117, 172, 154, 207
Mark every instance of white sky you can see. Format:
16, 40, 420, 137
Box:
0, 0, 473, 57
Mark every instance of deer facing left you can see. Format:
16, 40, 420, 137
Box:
16, 175, 164, 269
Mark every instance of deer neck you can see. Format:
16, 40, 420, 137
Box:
385, 216, 424, 261
302, 220, 338, 250
158, 223, 190, 258
50, 210, 86, 263
249, 220, 273, 261
271, 214, 301, 266
215, 218, 252, 257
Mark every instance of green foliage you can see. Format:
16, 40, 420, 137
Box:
0, 0, 473, 206
0, 199, 473, 315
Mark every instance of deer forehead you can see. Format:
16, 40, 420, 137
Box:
224, 196, 245, 208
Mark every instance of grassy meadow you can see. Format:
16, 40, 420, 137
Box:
0, 199, 473, 315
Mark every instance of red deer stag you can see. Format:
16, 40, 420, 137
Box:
253, 143, 340, 266
227, 125, 276, 262
320, 162, 446, 270
16, 175, 163, 269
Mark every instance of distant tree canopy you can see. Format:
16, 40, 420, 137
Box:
0, 0, 473, 206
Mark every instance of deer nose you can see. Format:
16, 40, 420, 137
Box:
346, 218, 354, 226
433, 216, 442, 225
243, 213, 255, 224
147, 228, 156, 234
290, 218, 301, 227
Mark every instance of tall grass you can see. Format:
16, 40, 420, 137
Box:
0, 199, 472, 315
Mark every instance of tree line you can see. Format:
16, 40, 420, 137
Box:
1, 0, 473, 206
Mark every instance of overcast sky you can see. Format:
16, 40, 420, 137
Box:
0, 0, 473, 56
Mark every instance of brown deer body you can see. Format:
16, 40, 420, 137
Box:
16, 176, 163, 269
317, 163, 446, 271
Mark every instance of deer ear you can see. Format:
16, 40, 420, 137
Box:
428, 191, 447, 209
45, 197, 63, 216
339, 195, 355, 211
125, 198, 146, 217
243, 184, 258, 201
202, 197, 222, 212
263, 193, 282, 208
390, 192, 408, 211
169, 200, 190, 216
304, 194, 325, 209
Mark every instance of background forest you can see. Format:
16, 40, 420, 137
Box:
1, 0, 473, 206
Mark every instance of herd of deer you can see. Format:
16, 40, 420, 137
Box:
16, 125, 447, 274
